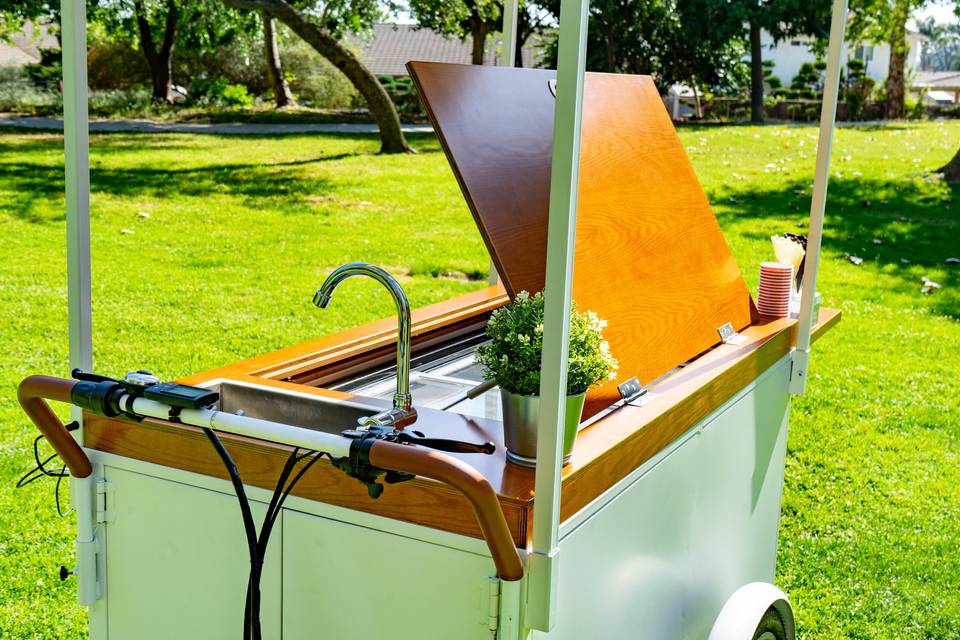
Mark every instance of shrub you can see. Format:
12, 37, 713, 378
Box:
88, 89, 153, 116
378, 75, 426, 120
281, 33, 360, 109
189, 76, 253, 108
475, 290, 618, 396
0, 65, 61, 115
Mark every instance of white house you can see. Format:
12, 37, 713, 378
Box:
760, 30, 926, 87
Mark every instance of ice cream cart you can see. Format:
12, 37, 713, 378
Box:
16, 0, 848, 637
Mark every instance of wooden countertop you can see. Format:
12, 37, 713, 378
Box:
84, 289, 839, 548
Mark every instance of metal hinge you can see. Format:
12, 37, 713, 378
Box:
718, 322, 748, 345
487, 576, 501, 633
95, 478, 115, 525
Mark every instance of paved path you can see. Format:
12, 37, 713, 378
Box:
0, 114, 434, 135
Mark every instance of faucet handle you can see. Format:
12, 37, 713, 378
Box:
357, 407, 418, 430
394, 430, 496, 455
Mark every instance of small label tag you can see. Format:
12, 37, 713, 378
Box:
718, 322, 748, 345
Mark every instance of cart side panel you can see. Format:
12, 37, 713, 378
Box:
101, 466, 282, 640
281, 508, 498, 640
539, 359, 792, 640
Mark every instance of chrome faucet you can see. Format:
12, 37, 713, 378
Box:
314, 263, 417, 429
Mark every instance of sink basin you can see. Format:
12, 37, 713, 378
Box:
210, 381, 379, 435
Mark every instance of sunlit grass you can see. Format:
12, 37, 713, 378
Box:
0, 121, 958, 638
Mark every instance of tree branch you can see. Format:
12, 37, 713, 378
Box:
222, 0, 283, 12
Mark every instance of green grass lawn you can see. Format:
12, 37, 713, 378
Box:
0, 122, 958, 639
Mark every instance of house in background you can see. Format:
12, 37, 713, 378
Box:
913, 71, 960, 105
0, 22, 58, 67
349, 23, 542, 77
760, 30, 926, 87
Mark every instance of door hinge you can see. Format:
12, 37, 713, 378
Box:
487, 576, 501, 633
95, 478, 115, 525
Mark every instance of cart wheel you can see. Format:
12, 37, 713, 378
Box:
752, 607, 787, 640
708, 582, 795, 640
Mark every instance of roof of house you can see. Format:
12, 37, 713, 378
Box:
0, 22, 57, 67
349, 23, 541, 76
912, 71, 960, 89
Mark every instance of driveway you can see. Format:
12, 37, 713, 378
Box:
0, 114, 434, 135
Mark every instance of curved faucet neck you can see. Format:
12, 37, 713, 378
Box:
314, 263, 412, 414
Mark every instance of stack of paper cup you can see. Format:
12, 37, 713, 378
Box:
757, 262, 794, 318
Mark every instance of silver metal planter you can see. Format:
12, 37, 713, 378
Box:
500, 389, 586, 468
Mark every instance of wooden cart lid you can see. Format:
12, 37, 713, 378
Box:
408, 61, 753, 418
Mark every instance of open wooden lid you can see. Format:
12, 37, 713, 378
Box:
408, 62, 753, 418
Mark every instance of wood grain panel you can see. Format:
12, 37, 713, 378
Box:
407, 62, 556, 297
409, 62, 753, 419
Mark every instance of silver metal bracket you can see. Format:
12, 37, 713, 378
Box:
95, 478, 115, 525
718, 322, 748, 345
487, 576, 501, 632
617, 377, 659, 408
789, 349, 810, 395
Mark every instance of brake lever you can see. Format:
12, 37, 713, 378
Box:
394, 430, 495, 455
71, 369, 121, 384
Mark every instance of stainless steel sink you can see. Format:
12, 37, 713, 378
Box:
210, 381, 380, 434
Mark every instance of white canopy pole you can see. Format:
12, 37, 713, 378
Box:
63, 0, 93, 401
790, 0, 848, 394
488, 0, 521, 286
526, 0, 589, 631
61, 0, 97, 607
501, 0, 519, 68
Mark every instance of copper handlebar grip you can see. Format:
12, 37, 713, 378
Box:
18, 376, 91, 478
368, 439, 524, 581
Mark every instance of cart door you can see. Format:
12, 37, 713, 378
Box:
281, 508, 497, 640
102, 466, 282, 639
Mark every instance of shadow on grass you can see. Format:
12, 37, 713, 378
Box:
716, 174, 960, 320
0, 150, 378, 223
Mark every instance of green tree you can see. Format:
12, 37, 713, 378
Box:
715, 0, 831, 123
847, 0, 932, 119
409, 0, 500, 65
1, 0, 256, 104
261, 11, 295, 107
537, 0, 746, 96
222, 0, 411, 153
917, 15, 960, 71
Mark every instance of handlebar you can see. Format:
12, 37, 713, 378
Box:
16, 374, 525, 581
368, 439, 524, 581
17, 376, 91, 478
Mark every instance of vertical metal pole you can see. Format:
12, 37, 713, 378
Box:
501, 0, 519, 68
526, 0, 589, 631
61, 0, 97, 606
488, 0, 521, 287
790, 0, 847, 394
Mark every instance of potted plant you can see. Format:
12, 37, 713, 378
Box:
476, 291, 618, 467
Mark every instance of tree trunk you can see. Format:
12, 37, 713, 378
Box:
261, 11, 295, 108
514, 20, 525, 67
749, 20, 764, 124
225, 0, 411, 153
884, 0, 909, 120
134, 0, 179, 104
470, 22, 489, 65
938, 147, 960, 182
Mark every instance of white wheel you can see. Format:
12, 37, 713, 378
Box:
752, 607, 788, 640
708, 582, 796, 640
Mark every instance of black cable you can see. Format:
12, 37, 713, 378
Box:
202, 430, 328, 640
242, 447, 301, 634
201, 428, 261, 640
16, 434, 73, 517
